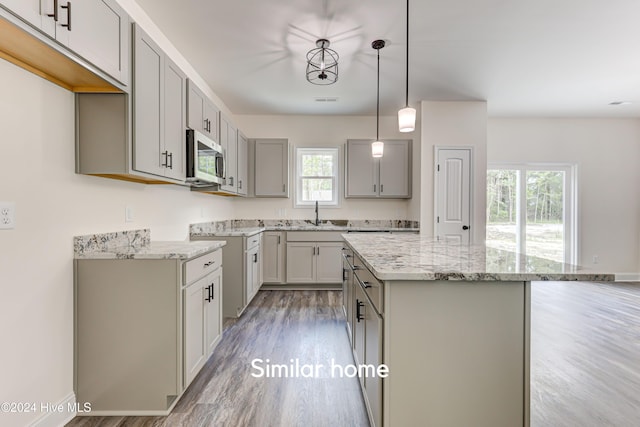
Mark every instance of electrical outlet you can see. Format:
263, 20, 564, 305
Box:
125, 206, 135, 223
592, 255, 599, 264
0, 202, 16, 230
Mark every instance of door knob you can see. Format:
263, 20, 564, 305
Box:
462, 225, 469, 230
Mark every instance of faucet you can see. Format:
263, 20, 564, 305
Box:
315, 200, 320, 226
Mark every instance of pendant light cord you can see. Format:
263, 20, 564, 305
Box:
405, 0, 409, 108
376, 47, 380, 140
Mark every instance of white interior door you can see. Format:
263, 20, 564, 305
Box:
435, 148, 472, 244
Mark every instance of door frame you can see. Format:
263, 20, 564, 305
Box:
433, 146, 475, 243
487, 162, 578, 265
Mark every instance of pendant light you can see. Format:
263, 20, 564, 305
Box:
398, 0, 416, 132
371, 39, 385, 158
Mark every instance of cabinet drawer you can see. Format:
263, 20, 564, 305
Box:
354, 266, 383, 315
184, 250, 222, 285
246, 234, 261, 250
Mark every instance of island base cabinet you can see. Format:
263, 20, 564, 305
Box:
383, 281, 530, 427
74, 260, 181, 414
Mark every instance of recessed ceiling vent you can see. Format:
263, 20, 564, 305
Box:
315, 97, 339, 102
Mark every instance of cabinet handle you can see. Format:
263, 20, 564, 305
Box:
238, 180, 242, 189
356, 299, 364, 322
211, 283, 215, 300
61, 2, 71, 31
282, 184, 285, 192
204, 261, 215, 268
161, 151, 168, 167
253, 253, 258, 263
277, 235, 281, 245
229, 176, 234, 186
363, 281, 372, 289
47, 0, 59, 21
205, 284, 212, 302
317, 246, 320, 255
168, 152, 173, 169
342, 268, 347, 282
373, 184, 376, 193
312, 247, 315, 256
380, 184, 384, 193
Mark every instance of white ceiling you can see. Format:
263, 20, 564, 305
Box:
134, 0, 640, 117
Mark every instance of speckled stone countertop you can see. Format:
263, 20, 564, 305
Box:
343, 233, 616, 282
74, 229, 226, 260
190, 219, 419, 237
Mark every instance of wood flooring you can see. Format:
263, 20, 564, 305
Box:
531, 281, 640, 426
66, 282, 640, 427
66, 290, 369, 427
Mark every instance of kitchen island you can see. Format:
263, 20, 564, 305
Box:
341, 233, 614, 427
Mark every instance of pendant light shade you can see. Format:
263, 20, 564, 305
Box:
398, 106, 416, 132
306, 39, 339, 85
398, 0, 415, 132
371, 140, 384, 158
371, 39, 385, 158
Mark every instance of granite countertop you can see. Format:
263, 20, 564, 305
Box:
342, 233, 616, 282
190, 219, 419, 238
74, 229, 226, 260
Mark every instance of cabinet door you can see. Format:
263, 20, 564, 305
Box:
203, 99, 219, 141
262, 232, 284, 284
316, 242, 344, 283
186, 80, 205, 133
286, 242, 315, 283
205, 269, 222, 356
220, 114, 238, 193
133, 25, 163, 177
379, 140, 411, 198
163, 57, 186, 181
245, 245, 260, 305
183, 276, 206, 387
236, 131, 248, 196
254, 139, 289, 197
66, 0, 129, 85
346, 140, 378, 197
365, 301, 383, 427
353, 283, 366, 387
0, 0, 55, 36
251, 245, 261, 297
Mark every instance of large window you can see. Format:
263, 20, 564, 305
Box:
295, 148, 339, 207
486, 164, 577, 264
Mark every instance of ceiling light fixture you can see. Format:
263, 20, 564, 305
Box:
398, 0, 416, 132
372, 39, 385, 158
306, 39, 339, 85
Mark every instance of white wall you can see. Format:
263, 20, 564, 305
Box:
488, 118, 640, 274
233, 114, 421, 221
0, 59, 234, 427
420, 101, 488, 243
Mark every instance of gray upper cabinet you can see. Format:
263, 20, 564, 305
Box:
133, 24, 186, 182
254, 139, 289, 197
66, 0, 130, 86
237, 131, 248, 196
0, 0, 130, 86
220, 113, 238, 193
345, 139, 412, 199
187, 79, 219, 141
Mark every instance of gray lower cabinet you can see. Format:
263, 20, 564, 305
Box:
262, 231, 285, 284
133, 24, 186, 182
254, 139, 289, 197
351, 252, 384, 427
0, 0, 130, 85
285, 232, 343, 284
192, 233, 262, 318
74, 249, 223, 415
345, 139, 412, 198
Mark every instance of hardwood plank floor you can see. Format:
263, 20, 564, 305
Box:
66, 290, 369, 427
531, 281, 640, 426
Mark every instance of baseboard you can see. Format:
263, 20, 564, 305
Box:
29, 392, 76, 427
615, 273, 640, 282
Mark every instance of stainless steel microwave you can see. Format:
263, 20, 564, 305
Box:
186, 129, 224, 186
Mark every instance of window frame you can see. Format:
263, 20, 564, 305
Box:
294, 147, 340, 208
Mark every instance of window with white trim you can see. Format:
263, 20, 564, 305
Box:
295, 148, 339, 207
